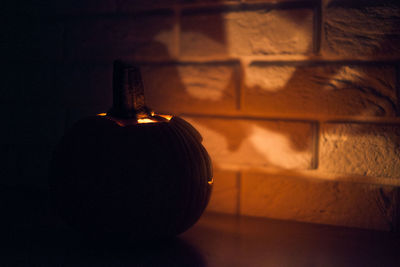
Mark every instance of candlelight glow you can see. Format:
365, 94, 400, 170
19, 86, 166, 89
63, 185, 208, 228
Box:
137, 118, 158, 123
159, 115, 172, 121
137, 114, 173, 123
97, 113, 172, 124
185, 118, 312, 169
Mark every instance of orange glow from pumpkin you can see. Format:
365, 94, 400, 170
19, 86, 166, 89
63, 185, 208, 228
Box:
159, 115, 172, 121
136, 114, 172, 123
137, 118, 158, 124
96, 113, 172, 124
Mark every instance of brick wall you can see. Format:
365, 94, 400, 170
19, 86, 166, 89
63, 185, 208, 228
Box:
2, 0, 400, 231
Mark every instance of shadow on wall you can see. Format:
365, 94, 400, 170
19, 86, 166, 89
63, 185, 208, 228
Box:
0, 0, 399, 234
1, 1, 399, 180
141, 2, 316, 170
138, 1, 399, 173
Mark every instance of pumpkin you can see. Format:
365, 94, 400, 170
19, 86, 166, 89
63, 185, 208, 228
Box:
49, 60, 213, 240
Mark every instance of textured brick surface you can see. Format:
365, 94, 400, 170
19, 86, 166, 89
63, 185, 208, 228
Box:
243, 63, 397, 117
183, 117, 314, 169
65, 14, 175, 61
241, 171, 399, 231
141, 63, 239, 114
181, 8, 313, 57
320, 123, 400, 178
206, 170, 239, 214
4, 0, 400, 231
323, 2, 400, 57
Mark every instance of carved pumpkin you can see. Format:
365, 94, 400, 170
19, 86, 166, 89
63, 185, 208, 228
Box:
49, 61, 213, 240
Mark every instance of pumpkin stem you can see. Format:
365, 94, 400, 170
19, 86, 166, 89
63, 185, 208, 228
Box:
108, 60, 152, 119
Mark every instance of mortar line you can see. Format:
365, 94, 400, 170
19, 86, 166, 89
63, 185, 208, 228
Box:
396, 64, 400, 116
39, 56, 400, 65
139, 58, 399, 66
236, 62, 243, 111
181, 1, 316, 14
180, 113, 400, 124
312, 121, 320, 170
236, 171, 242, 216
173, 5, 181, 59
313, 0, 322, 54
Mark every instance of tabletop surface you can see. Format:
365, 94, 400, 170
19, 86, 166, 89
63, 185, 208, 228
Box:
2, 185, 399, 266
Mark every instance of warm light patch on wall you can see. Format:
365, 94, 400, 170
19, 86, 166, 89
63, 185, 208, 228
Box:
320, 124, 400, 178
178, 65, 233, 101
185, 118, 313, 170
248, 125, 310, 169
246, 66, 297, 92
181, 9, 312, 56
226, 10, 312, 55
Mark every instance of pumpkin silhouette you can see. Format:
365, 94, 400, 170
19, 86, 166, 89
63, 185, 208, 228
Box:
49, 60, 213, 240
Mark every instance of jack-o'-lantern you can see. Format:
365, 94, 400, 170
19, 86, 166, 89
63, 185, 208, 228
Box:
49, 60, 213, 240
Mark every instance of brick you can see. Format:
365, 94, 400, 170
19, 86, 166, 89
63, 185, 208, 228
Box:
320, 123, 400, 178
56, 63, 113, 109
141, 63, 239, 114
241, 171, 400, 231
323, 2, 400, 57
65, 14, 175, 61
181, 7, 313, 57
183, 117, 314, 169
243, 63, 397, 117
206, 170, 239, 215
